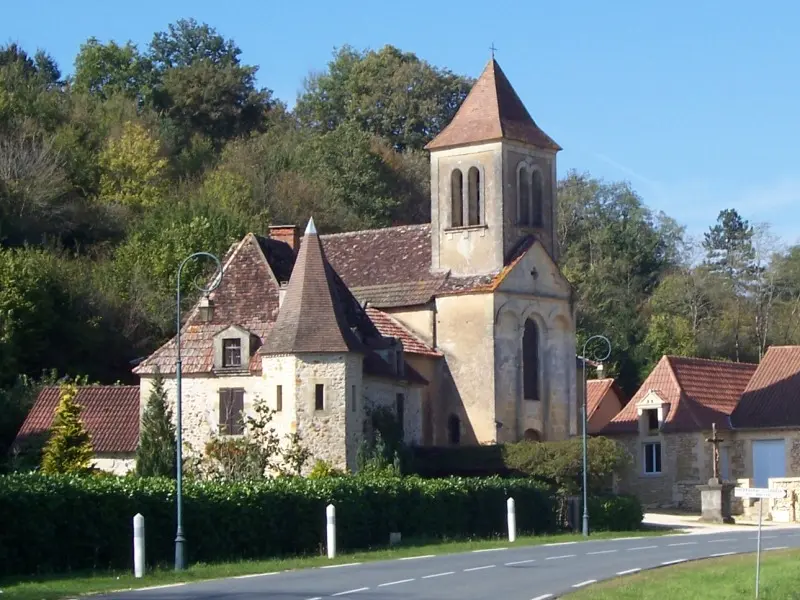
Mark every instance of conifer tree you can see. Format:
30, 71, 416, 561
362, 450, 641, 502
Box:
40, 382, 94, 474
135, 368, 177, 478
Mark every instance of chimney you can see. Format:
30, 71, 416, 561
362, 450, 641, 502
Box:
269, 225, 299, 251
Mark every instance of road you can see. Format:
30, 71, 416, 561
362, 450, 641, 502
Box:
107, 527, 800, 600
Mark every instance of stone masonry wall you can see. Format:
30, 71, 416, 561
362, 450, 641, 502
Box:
363, 378, 423, 446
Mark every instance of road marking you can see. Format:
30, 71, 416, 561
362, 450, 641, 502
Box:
544, 541, 577, 547
661, 558, 687, 566
628, 545, 657, 551
464, 565, 496, 572
668, 541, 697, 547
331, 588, 368, 596
545, 554, 576, 560
711, 552, 735, 557
587, 549, 618, 555
749, 535, 777, 540
766, 546, 789, 551
473, 547, 507, 553
506, 559, 537, 566
305, 597, 322, 600
422, 571, 455, 579
616, 568, 641, 575
399, 554, 435, 561
572, 579, 597, 588
531, 595, 553, 600
708, 538, 735, 543
610, 536, 640, 541
233, 572, 278, 579
321, 562, 362, 569
131, 583, 186, 591
378, 579, 415, 587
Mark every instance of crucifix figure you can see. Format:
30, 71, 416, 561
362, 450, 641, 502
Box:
706, 422, 724, 482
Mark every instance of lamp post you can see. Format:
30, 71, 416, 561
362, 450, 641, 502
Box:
174, 252, 223, 571
581, 334, 611, 538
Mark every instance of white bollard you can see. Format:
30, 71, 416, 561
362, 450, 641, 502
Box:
133, 513, 145, 578
507, 498, 517, 543
326, 504, 336, 559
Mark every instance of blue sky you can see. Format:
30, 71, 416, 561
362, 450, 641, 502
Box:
5, 0, 800, 246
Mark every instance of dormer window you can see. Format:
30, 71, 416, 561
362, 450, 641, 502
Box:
222, 338, 242, 368
646, 408, 659, 433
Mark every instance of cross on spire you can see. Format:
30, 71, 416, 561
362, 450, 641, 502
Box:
489, 43, 498, 59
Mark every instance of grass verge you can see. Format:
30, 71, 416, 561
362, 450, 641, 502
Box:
1, 530, 667, 600
567, 548, 800, 599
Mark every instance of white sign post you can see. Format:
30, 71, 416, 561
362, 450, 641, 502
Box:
734, 487, 787, 599
133, 513, 145, 578
326, 504, 336, 559
507, 497, 517, 543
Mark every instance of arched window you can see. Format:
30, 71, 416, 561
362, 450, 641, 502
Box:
523, 428, 541, 442
448, 414, 461, 445
531, 169, 544, 227
451, 169, 463, 227
523, 319, 540, 400
518, 166, 531, 226
467, 167, 481, 225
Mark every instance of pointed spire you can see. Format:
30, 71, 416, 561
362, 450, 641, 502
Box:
425, 59, 561, 152
305, 216, 317, 235
260, 217, 361, 355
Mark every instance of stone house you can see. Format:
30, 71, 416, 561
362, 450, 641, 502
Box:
132, 57, 581, 474
586, 378, 626, 434
603, 348, 800, 516
13, 385, 139, 475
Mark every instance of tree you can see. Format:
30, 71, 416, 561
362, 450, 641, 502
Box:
296, 45, 474, 152
40, 382, 93, 474
73, 38, 154, 103
97, 120, 167, 208
135, 368, 176, 477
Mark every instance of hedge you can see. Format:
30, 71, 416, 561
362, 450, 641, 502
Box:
587, 494, 643, 531
0, 473, 556, 577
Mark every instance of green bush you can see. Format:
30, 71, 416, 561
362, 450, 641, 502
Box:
587, 494, 643, 531
0, 473, 556, 577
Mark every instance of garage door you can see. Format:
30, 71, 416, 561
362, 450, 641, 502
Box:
752, 439, 786, 488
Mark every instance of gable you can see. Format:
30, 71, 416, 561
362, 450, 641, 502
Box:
495, 239, 571, 298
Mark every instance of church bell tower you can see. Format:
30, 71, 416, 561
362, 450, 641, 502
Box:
425, 58, 561, 276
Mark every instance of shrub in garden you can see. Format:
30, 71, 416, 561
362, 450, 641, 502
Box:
39, 382, 94, 475
587, 494, 643, 531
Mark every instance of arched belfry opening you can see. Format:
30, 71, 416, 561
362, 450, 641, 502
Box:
523, 318, 540, 401
451, 169, 463, 227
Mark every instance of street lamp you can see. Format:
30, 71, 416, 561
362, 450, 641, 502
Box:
581, 334, 611, 538
174, 252, 223, 571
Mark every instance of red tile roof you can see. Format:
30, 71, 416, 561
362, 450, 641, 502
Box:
731, 346, 800, 428
260, 218, 367, 355
424, 59, 560, 152
365, 308, 442, 357
586, 378, 624, 421
14, 385, 140, 453
603, 356, 757, 434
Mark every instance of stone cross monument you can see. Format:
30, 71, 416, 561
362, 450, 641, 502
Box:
706, 422, 723, 483
697, 421, 735, 524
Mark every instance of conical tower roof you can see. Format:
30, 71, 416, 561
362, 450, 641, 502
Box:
425, 58, 560, 152
260, 217, 362, 354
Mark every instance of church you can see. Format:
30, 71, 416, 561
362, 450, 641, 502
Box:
132, 57, 581, 473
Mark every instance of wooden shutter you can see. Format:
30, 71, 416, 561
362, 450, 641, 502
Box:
231, 389, 244, 434
219, 388, 244, 435
219, 388, 232, 435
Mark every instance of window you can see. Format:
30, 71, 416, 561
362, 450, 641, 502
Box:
467, 167, 481, 225
396, 393, 405, 439
531, 169, 543, 226
451, 169, 463, 227
644, 442, 662, 474
276, 385, 283, 412
351, 385, 357, 413
448, 414, 461, 445
646, 409, 659, 432
315, 384, 325, 411
219, 388, 244, 435
222, 338, 242, 367
522, 319, 540, 400
518, 167, 531, 225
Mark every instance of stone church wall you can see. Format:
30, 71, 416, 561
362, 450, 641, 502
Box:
362, 378, 423, 446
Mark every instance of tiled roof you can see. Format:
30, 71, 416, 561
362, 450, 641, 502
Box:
134, 233, 286, 375
14, 385, 140, 453
424, 59, 560, 152
586, 378, 621, 421
365, 307, 442, 357
260, 218, 368, 355
731, 346, 800, 428
603, 356, 757, 434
